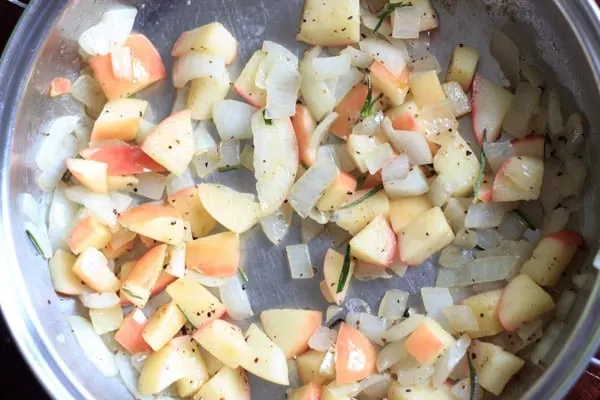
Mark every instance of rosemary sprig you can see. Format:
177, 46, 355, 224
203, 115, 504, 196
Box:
238, 267, 249, 282
374, 1, 414, 33
25, 229, 44, 257
336, 244, 352, 293
356, 175, 367, 190
467, 352, 479, 400
472, 130, 487, 203
340, 184, 384, 210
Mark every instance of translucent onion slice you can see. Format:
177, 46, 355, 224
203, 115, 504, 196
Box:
308, 326, 337, 352
497, 211, 528, 240
171, 85, 190, 114
376, 340, 411, 372
384, 167, 429, 198
378, 289, 409, 320
193, 123, 218, 154
439, 246, 474, 269
312, 54, 352, 81
353, 111, 384, 136
483, 141, 514, 172
64, 186, 117, 227
261, 203, 293, 245
364, 143, 395, 174
240, 145, 255, 172
78, 8, 137, 56
218, 140, 241, 171
218, 276, 253, 320
263, 40, 299, 67
213, 100, 255, 141
127, 172, 167, 200
340, 46, 374, 69
48, 184, 79, 250
289, 156, 338, 218
531, 320, 564, 365
383, 314, 425, 342
421, 287, 453, 327
391, 5, 420, 39
71, 75, 107, 112
115, 352, 152, 400
360, 374, 392, 398
265, 61, 302, 119
397, 364, 435, 386
384, 125, 432, 166
285, 244, 314, 279
358, 313, 391, 345
192, 151, 219, 178
359, 37, 407, 76
317, 144, 357, 173
165, 169, 194, 196
382, 153, 409, 183
68, 315, 117, 377
490, 30, 520, 88
172, 51, 226, 88
300, 46, 336, 120
301, 217, 325, 243
465, 202, 517, 229
80, 292, 120, 309
476, 229, 503, 250
345, 298, 371, 314
456, 256, 519, 287
432, 334, 471, 387
555, 289, 577, 321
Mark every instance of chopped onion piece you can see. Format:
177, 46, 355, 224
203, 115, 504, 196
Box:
410, 51, 443, 74
213, 100, 255, 140
353, 111, 384, 136
127, 172, 166, 200
377, 340, 410, 372
358, 313, 391, 345
517, 318, 543, 342
360, 374, 392, 398
289, 156, 338, 218
384, 167, 429, 198
476, 229, 503, 250
80, 292, 120, 309
172, 52, 226, 88
547, 88, 564, 137
382, 153, 409, 182
555, 289, 577, 321
378, 289, 409, 320
345, 298, 371, 314
383, 119, 432, 165
433, 334, 471, 387
240, 145, 255, 172
364, 142, 395, 174
300, 46, 336, 120
111, 46, 133, 81
312, 54, 352, 81
185, 270, 230, 287
170, 86, 190, 114
443, 81, 471, 117
48, 184, 79, 250
192, 151, 219, 178
309, 326, 337, 352
451, 378, 480, 400
265, 61, 301, 119
71, 75, 107, 112
317, 144, 357, 173
327, 382, 361, 397
286, 244, 314, 279
383, 314, 425, 342
422, 287, 453, 327
465, 202, 517, 229
389, 261, 408, 277
218, 276, 253, 320
261, 203, 293, 245
130, 352, 148, 373
37, 116, 80, 171
301, 217, 325, 243
78, 8, 137, 56
503, 82, 542, 139
361, 6, 392, 36
490, 30, 520, 88
439, 246, 474, 269
193, 124, 218, 154
442, 305, 479, 334
263, 40, 299, 67
397, 364, 435, 386
483, 141, 514, 172
340, 46, 374, 69
166, 244, 186, 278
497, 211, 528, 240
531, 320, 564, 365
64, 186, 116, 227
218, 140, 241, 171
68, 315, 117, 377
456, 256, 519, 287
359, 37, 407, 76
391, 5, 420, 39
521, 65, 545, 89
116, 352, 152, 400
165, 169, 194, 196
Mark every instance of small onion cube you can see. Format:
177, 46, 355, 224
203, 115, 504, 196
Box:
64, 186, 117, 227
213, 100, 255, 141
376, 340, 411, 372
364, 142, 396, 175
218, 276, 253, 320
172, 52, 226, 88
391, 5, 421, 39
439, 245, 474, 269
442, 305, 479, 334
165, 169, 194, 196
497, 211, 528, 240
432, 334, 471, 387
218, 140, 241, 171
359, 37, 407, 76
397, 364, 435, 387
531, 320, 564, 365
192, 151, 219, 178
265, 61, 301, 119
80, 292, 120, 309
456, 256, 519, 286
378, 289, 409, 320
339, 46, 373, 69
67, 315, 117, 377
286, 244, 314, 279
78, 8, 137, 56
289, 156, 338, 218
166, 244, 186, 278
555, 289, 577, 321
465, 202, 517, 229
308, 326, 337, 352
421, 287, 453, 328
358, 313, 391, 345
317, 144, 356, 173
127, 172, 166, 200
301, 217, 325, 243
382, 153, 409, 183
334, 67, 364, 105
311, 54, 352, 81
260, 203, 293, 245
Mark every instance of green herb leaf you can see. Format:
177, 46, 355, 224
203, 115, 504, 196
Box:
263, 110, 272, 125
374, 1, 414, 33
340, 184, 384, 210
336, 244, 352, 293
61, 169, 72, 183
121, 287, 144, 301
360, 75, 374, 118
467, 352, 479, 400
300, 161, 309, 170
356, 174, 367, 190
472, 130, 487, 203
238, 268, 249, 282
25, 229, 44, 257
218, 165, 241, 172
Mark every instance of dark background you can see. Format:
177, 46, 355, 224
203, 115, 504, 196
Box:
0, 1, 598, 399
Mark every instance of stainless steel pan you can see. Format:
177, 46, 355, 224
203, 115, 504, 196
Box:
1, 0, 600, 399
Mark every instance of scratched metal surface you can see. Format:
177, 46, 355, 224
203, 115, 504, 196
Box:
2, 0, 600, 399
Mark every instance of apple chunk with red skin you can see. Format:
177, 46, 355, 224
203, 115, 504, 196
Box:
288, 383, 322, 400
471, 75, 514, 144
520, 230, 584, 287
404, 316, 455, 365
186, 231, 240, 278
118, 204, 186, 245
193, 319, 249, 369
91, 98, 148, 143
291, 104, 317, 167
349, 214, 396, 266
492, 156, 544, 202
233, 50, 267, 108
498, 274, 555, 332
335, 323, 376, 384
80, 145, 165, 175
398, 207, 455, 266
167, 186, 216, 239
68, 214, 111, 255
66, 158, 108, 194
260, 309, 323, 359
511, 136, 544, 159
172, 22, 237, 63
370, 61, 409, 106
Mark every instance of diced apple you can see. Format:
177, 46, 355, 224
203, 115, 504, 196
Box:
349, 214, 396, 266
511, 136, 545, 159
296, 350, 331, 385
317, 172, 357, 212
371, 61, 409, 106
520, 230, 584, 287
80, 145, 165, 175
502, 82, 542, 139
193, 319, 249, 369
105, 238, 135, 262
188, 73, 231, 120
165, 276, 226, 327
388, 381, 453, 400
172, 22, 237, 63
66, 159, 108, 194
445, 44, 480, 91
72, 247, 120, 293
167, 186, 216, 239
362, 171, 383, 190
389, 195, 433, 233
288, 383, 322, 400
118, 204, 185, 245
477, 175, 494, 203
186, 231, 239, 277
330, 84, 368, 139
49, 249, 85, 295
234, 50, 267, 108
409, 71, 446, 108
141, 109, 194, 175
49, 77, 72, 97
323, 248, 355, 305
241, 324, 289, 385
68, 214, 111, 255
398, 207, 454, 265
385, 95, 421, 131
492, 156, 544, 202
91, 98, 148, 142
333, 188, 389, 235
107, 175, 138, 191
433, 132, 480, 197
197, 183, 261, 233
443, 81, 472, 118
498, 274, 555, 332
292, 104, 318, 166
142, 301, 187, 351
469, 340, 504, 372
89, 305, 123, 335
478, 350, 525, 395
199, 346, 224, 377
171, 335, 210, 397
115, 308, 151, 353
297, 0, 360, 46
471, 75, 514, 143
88, 34, 166, 100
404, 317, 455, 365
346, 134, 385, 173
121, 244, 167, 308
260, 309, 323, 359
192, 367, 251, 400
335, 322, 377, 384
138, 340, 186, 395
461, 289, 504, 338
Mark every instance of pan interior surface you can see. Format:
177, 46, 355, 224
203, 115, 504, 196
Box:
0, 1, 599, 399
